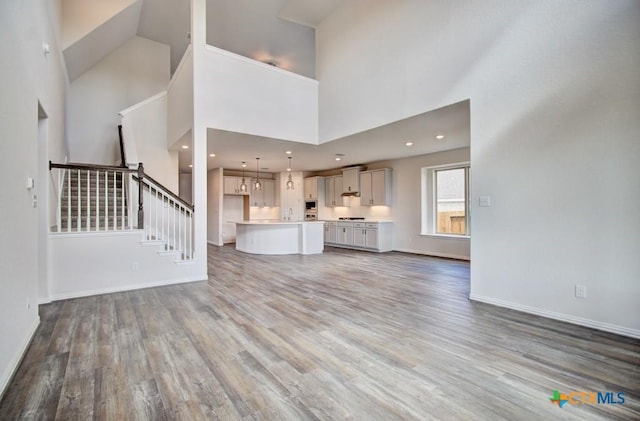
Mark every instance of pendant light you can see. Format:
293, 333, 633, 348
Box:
254, 158, 262, 191
240, 162, 247, 192
286, 156, 294, 190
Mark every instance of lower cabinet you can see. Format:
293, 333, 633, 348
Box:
353, 223, 378, 249
324, 222, 337, 243
325, 221, 392, 252
336, 223, 354, 246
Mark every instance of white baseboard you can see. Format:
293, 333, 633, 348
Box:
469, 293, 640, 339
394, 248, 470, 261
49, 276, 206, 302
0, 316, 40, 400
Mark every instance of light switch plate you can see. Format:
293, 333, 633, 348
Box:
26, 177, 34, 189
479, 196, 491, 207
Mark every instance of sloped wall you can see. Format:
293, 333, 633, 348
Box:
67, 36, 169, 165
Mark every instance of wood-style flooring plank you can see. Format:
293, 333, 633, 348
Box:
1, 244, 638, 420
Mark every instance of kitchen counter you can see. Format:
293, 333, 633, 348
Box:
233, 220, 324, 255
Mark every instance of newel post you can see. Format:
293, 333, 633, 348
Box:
137, 162, 144, 229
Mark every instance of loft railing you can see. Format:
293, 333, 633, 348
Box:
49, 161, 194, 261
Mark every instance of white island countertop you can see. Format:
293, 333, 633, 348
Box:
234, 220, 324, 225
233, 220, 324, 255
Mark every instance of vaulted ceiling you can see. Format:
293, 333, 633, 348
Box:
61, 0, 343, 81
60, 0, 470, 174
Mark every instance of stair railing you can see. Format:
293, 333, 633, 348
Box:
132, 172, 194, 260
49, 162, 135, 233
49, 161, 194, 261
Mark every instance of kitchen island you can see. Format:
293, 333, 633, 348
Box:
234, 220, 325, 255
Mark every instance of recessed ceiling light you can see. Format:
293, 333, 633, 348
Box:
405, 142, 413, 146
335, 153, 345, 161
241, 162, 247, 168
181, 145, 189, 149
435, 134, 445, 140
335, 157, 341, 161
285, 150, 292, 155
188, 164, 192, 168
209, 153, 216, 157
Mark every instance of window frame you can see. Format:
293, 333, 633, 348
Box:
421, 163, 471, 238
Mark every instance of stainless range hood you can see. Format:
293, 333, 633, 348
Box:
341, 191, 360, 197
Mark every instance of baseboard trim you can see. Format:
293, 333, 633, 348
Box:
469, 293, 640, 339
0, 316, 40, 400
394, 248, 470, 261
49, 276, 206, 302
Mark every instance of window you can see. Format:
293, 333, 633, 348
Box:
422, 164, 470, 237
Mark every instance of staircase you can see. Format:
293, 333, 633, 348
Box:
50, 161, 194, 262
58, 167, 129, 232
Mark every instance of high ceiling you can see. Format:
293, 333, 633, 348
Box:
60, 0, 470, 175
62, 0, 337, 79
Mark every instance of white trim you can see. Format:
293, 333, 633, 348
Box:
469, 294, 640, 339
420, 233, 470, 240
422, 161, 471, 171
49, 229, 144, 240
204, 44, 319, 84
118, 90, 167, 117
207, 240, 223, 246
393, 247, 470, 261
0, 316, 40, 400
49, 276, 206, 302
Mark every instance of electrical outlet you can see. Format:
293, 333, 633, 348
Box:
131, 262, 139, 272
575, 284, 587, 299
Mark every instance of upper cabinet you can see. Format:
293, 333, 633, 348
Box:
342, 167, 361, 195
303, 176, 322, 200
249, 179, 276, 207
360, 169, 392, 206
325, 175, 343, 207
224, 176, 249, 195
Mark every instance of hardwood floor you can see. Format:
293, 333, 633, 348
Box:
1, 244, 638, 420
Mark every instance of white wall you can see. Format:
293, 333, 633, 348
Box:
0, 0, 68, 396
61, 0, 137, 48
317, 1, 640, 336
167, 46, 193, 147
179, 172, 193, 204
207, 168, 223, 246
119, 92, 179, 192
49, 232, 203, 300
68, 36, 170, 165
200, 45, 318, 143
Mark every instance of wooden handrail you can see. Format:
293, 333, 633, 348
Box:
49, 161, 137, 172
118, 125, 127, 168
50, 161, 191, 209
133, 174, 194, 211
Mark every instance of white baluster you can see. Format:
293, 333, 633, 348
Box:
66, 169, 71, 232
96, 171, 100, 231
86, 170, 90, 231
77, 170, 81, 231
120, 172, 124, 230
113, 171, 116, 231
155, 187, 159, 241
104, 170, 108, 231
57, 170, 62, 232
